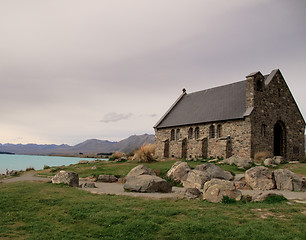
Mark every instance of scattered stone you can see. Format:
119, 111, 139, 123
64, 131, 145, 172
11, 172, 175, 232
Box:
81, 182, 96, 188
245, 166, 275, 190
223, 156, 253, 169
97, 175, 118, 183
274, 169, 305, 192
184, 188, 202, 200
203, 179, 242, 203
264, 156, 286, 166
195, 163, 233, 181
82, 176, 97, 182
123, 175, 172, 193
251, 192, 284, 202
166, 161, 191, 182
233, 174, 251, 190
208, 158, 219, 163
289, 161, 299, 164
118, 177, 126, 184
91, 166, 97, 170
78, 160, 89, 164
51, 171, 79, 187
125, 165, 156, 179
182, 170, 210, 189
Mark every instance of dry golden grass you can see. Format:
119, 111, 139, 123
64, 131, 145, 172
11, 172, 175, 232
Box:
133, 144, 156, 163
254, 151, 270, 163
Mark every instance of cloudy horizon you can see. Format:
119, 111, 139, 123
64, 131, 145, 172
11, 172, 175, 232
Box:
1, 0, 305, 145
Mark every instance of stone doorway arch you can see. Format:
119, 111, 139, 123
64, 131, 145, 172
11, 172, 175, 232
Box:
274, 121, 286, 157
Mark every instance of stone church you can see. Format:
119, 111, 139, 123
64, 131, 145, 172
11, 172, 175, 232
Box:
154, 69, 305, 161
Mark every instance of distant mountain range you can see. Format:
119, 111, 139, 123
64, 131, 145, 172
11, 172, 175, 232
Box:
0, 134, 155, 155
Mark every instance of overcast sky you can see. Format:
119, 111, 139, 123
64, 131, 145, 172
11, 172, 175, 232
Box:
0, 0, 305, 145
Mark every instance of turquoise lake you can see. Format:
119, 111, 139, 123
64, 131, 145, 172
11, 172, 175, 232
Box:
0, 154, 106, 174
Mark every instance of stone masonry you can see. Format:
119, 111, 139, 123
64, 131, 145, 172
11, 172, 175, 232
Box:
154, 69, 305, 161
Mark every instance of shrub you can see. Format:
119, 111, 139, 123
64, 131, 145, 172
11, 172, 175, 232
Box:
222, 196, 237, 204
109, 151, 125, 161
43, 165, 50, 170
133, 144, 156, 163
26, 167, 35, 171
263, 195, 287, 204
254, 151, 270, 163
50, 167, 61, 173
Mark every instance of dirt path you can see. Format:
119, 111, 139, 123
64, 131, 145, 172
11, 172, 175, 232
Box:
0, 173, 51, 183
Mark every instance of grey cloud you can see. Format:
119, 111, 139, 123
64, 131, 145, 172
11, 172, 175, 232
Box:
100, 113, 134, 123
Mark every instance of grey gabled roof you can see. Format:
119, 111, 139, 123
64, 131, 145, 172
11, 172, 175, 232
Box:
155, 80, 249, 129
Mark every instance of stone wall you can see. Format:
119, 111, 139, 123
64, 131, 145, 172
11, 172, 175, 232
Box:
247, 70, 305, 161
154, 118, 252, 160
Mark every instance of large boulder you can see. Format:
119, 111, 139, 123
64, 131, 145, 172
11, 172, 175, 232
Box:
166, 161, 191, 182
203, 179, 242, 203
123, 175, 172, 193
274, 169, 305, 191
184, 188, 202, 200
233, 174, 251, 190
195, 163, 233, 181
97, 175, 118, 183
52, 171, 79, 187
125, 165, 156, 179
245, 166, 275, 190
223, 156, 253, 169
182, 170, 210, 189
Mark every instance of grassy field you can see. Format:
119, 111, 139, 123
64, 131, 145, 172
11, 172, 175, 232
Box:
36, 159, 247, 179
0, 181, 305, 240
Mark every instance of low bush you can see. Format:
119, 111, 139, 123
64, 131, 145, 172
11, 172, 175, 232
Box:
26, 167, 35, 171
109, 151, 125, 161
222, 196, 236, 204
133, 144, 156, 163
43, 165, 50, 170
263, 194, 287, 204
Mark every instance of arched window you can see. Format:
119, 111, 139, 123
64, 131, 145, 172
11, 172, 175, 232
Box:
170, 129, 175, 141
188, 128, 193, 139
209, 125, 215, 138
261, 124, 267, 137
217, 124, 222, 138
195, 127, 200, 140
176, 129, 180, 141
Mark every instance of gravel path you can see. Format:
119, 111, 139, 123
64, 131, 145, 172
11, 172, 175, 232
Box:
1, 173, 306, 202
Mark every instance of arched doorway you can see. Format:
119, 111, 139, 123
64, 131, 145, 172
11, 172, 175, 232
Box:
274, 121, 286, 157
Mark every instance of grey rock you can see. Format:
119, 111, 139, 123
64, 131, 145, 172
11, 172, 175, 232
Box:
223, 156, 253, 169
245, 166, 275, 190
182, 170, 210, 189
184, 188, 202, 200
125, 165, 156, 179
274, 169, 305, 192
123, 175, 172, 193
52, 170, 79, 187
195, 163, 233, 181
81, 182, 96, 188
203, 179, 242, 203
166, 161, 191, 182
97, 175, 118, 183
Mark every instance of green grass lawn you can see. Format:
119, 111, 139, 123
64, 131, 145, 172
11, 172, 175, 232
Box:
36, 159, 247, 179
0, 181, 305, 240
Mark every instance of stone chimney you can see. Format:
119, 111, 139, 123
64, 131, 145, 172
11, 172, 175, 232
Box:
245, 71, 264, 109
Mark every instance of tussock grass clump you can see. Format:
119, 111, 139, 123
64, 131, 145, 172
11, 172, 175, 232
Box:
133, 144, 156, 163
109, 151, 125, 161
254, 151, 270, 163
